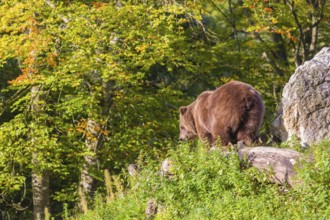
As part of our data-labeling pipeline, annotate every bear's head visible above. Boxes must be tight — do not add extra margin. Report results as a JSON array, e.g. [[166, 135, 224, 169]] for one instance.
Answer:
[[179, 105, 197, 141]]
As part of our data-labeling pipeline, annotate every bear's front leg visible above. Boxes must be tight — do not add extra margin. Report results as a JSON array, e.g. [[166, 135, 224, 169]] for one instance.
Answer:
[[195, 123, 214, 147]]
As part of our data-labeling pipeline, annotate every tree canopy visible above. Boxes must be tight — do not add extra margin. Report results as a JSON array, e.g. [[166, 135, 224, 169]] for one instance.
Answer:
[[0, 0, 329, 218]]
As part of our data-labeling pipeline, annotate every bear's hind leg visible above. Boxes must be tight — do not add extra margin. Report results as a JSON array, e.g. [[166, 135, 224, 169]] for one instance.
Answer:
[[236, 129, 256, 146], [236, 101, 264, 146], [216, 127, 235, 147]]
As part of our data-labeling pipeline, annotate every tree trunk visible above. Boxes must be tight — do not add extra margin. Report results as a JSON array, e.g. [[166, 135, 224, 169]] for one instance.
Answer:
[[31, 85, 50, 220], [228, 0, 240, 52], [79, 79, 114, 209], [31, 170, 50, 220], [271, 33, 289, 67], [309, 14, 318, 53], [79, 118, 100, 211]]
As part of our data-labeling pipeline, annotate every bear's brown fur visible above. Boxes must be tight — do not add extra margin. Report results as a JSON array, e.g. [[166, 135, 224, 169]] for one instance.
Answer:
[[179, 81, 265, 146]]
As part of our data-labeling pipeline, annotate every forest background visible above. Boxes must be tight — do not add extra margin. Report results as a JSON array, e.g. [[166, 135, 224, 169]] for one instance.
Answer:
[[0, 0, 329, 219]]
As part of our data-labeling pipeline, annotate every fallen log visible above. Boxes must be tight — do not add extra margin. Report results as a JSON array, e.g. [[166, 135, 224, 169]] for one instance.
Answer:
[[237, 142, 302, 186]]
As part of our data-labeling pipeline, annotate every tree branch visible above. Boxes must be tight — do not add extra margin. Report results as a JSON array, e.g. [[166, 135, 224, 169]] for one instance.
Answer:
[[286, 0, 306, 66], [228, 0, 241, 52], [0, 86, 31, 117], [207, 0, 235, 30]]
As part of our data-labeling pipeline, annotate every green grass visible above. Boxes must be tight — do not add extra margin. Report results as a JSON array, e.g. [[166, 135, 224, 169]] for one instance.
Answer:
[[71, 141, 330, 220]]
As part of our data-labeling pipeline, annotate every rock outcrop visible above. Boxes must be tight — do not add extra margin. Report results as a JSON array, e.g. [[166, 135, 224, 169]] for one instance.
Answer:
[[237, 143, 302, 186], [272, 47, 330, 146], [161, 158, 175, 179]]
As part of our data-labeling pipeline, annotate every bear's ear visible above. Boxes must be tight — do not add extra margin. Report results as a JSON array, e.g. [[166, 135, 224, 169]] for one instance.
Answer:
[[179, 106, 188, 115]]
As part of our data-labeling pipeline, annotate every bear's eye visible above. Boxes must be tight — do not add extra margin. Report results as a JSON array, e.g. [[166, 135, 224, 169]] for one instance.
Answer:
[[180, 126, 185, 130]]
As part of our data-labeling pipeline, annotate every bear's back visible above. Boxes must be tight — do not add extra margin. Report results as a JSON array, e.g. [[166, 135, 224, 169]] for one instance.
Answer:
[[208, 81, 257, 114], [207, 81, 264, 139]]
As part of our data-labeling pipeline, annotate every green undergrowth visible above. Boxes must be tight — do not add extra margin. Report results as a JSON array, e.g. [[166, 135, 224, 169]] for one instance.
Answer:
[[71, 141, 330, 220]]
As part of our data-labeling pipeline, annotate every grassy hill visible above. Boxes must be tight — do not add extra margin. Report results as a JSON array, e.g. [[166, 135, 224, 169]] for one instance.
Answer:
[[71, 141, 330, 220]]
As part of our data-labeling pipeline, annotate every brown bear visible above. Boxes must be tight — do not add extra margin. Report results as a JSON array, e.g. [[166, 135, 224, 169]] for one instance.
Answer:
[[179, 80, 265, 146]]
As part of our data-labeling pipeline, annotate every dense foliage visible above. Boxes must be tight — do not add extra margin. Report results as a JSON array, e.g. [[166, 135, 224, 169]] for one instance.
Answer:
[[0, 0, 329, 219], [73, 141, 330, 220]]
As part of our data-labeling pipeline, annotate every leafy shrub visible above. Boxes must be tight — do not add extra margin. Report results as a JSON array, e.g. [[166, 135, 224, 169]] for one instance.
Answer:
[[72, 141, 330, 219]]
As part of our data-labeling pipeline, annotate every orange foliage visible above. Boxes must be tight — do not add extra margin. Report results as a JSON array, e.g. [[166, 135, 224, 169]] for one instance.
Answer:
[[75, 118, 109, 138], [46, 52, 58, 67], [27, 15, 39, 35], [263, 7, 273, 13], [270, 29, 297, 42], [287, 32, 297, 42], [8, 71, 29, 85], [76, 118, 87, 134], [93, 2, 108, 9], [8, 54, 38, 85]]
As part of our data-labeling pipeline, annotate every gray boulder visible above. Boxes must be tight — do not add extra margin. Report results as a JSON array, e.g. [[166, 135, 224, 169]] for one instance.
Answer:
[[237, 143, 302, 186], [272, 47, 330, 146]]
